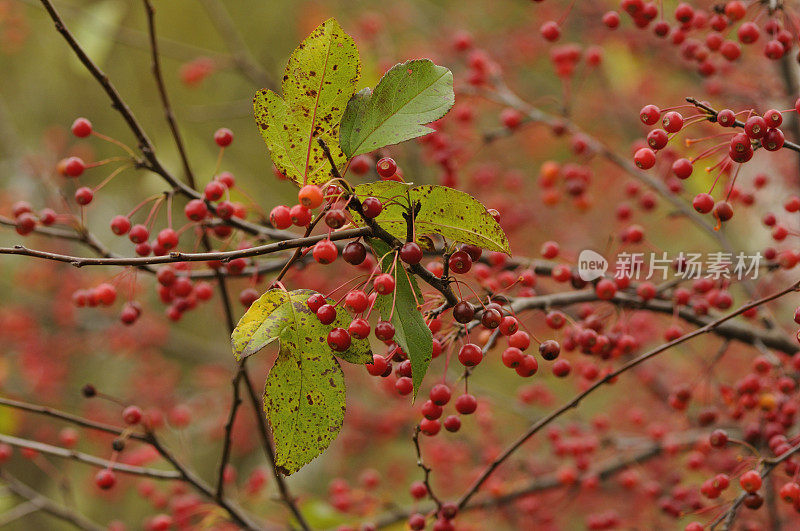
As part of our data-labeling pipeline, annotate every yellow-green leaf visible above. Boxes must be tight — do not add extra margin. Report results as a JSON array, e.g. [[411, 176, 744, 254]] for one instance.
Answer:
[[353, 181, 511, 254], [253, 18, 360, 186], [265, 341, 345, 475], [231, 289, 371, 364]]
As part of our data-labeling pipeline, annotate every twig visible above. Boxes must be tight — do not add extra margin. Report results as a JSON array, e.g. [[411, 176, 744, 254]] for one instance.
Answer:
[[455, 280, 800, 510], [242, 367, 311, 530], [0, 433, 180, 479], [0, 396, 147, 441], [142, 0, 195, 183], [1, 471, 105, 531], [0, 227, 371, 267], [143, 430, 262, 530], [215, 370, 243, 499], [196, 0, 273, 88], [413, 426, 442, 509]]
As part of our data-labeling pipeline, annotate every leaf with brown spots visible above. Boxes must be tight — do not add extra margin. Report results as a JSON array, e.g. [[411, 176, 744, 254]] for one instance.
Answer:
[[264, 338, 345, 475], [339, 59, 454, 158], [353, 181, 511, 254], [231, 288, 369, 474], [231, 289, 371, 364], [253, 18, 360, 186]]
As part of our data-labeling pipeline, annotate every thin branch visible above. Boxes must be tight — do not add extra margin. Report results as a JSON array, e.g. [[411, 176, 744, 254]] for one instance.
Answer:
[[0, 396, 147, 441], [35, 0, 289, 241], [196, 0, 273, 88], [215, 370, 243, 500], [413, 426, 442, 509], [0, 227, 371, 267], [687, 97, 800, 153], [374, 431, 704, 528], [1, 471, 105, 531], [0, 433, 180, 479], [241, 367, 311, 530], [142, 430, 262, 530], [142, 0, 195, 185], [455, 280, 800, 509]]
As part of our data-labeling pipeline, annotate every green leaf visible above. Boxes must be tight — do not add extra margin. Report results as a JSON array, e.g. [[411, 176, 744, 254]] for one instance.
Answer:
[[231, 289, 371, 364], [371, 240, 432, 398], [253, 18, 360, 186], [354, 181, 511, 254], [339, 60, 455, 158], [265, 341, 345, 475], [231, 288, 372, 474]]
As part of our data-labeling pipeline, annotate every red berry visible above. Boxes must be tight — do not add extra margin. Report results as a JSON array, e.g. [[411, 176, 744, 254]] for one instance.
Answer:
[[366, 354, 388, 376], [671, 158, 693, 179], [157, 228, 179, 250], [344, 290, 369, 313], [376, 157, 398, 178], [603, 11, 620, 29], [204, 181, 226, 201], [449, 250, 472, 274], [307, 293, 326, 313], [123, 405, 143, 425], [443, 415, 461, 432], [74, 187, 94, 206], [552, 359, 572, 377], [184, 199, 208, 221], [455, 394, 478, 414], [110, 215, 131, 235], [313, 240, 338, 264], [662, 112, 683, 133], [62, 156, 85, 177], [71, 117, 93, 137], [324, 209, 347, 229], [217, 171, 235, 188], [95, 469, 116, 490], [15, 213, 36, 236], [374, 321, 396, 341], [316, 304, 337, 325], [740, 470, 762, 493], [458, 343, 483, 367], [361, 197, 383, 219], [420, 418, 440, 436], [342, 242, 367, 265], [692, 193, 714, 214], [714, 201, 734, 222], [515, 355, 538, 377], [327, 328, 352, 352], [348, 318, 370, 339], [400, 242, 423, 265], [639, 105, 660, 125], [744, 116, 767, 139], [453, 301, 475, 323], [539, 340, 561, 360], [290, 204, 312, 226], [634, 148, 656, 169], [374, 274, 395, 295], [129, 224, 150, 244], [298, 184, 324, 209], [540, 21, 560, 41], [269, 205, 292, 229], [214, 127, 234, 147], [429, 384, 451, 406]]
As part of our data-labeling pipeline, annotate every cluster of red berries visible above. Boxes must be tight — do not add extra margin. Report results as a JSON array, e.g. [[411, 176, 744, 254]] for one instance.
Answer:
[[155, 264, 215, 322], [599, 0, 796, 78], [633, 100, 799, 226], [10, 200, 56, 236]]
